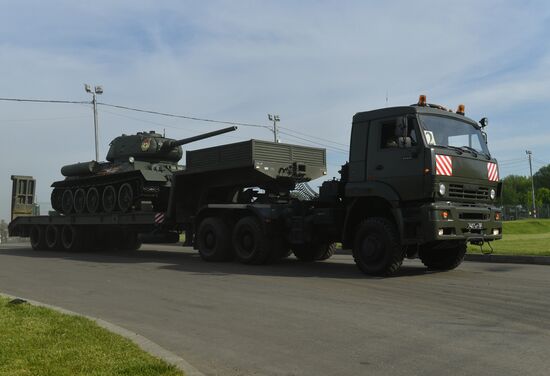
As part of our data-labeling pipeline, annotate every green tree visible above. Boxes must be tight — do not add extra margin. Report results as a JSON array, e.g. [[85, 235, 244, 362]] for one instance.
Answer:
[[534, 165, 550, 189], [501, 175, 531, 206]]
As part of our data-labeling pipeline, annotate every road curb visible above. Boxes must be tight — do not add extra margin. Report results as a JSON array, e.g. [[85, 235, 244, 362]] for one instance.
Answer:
[[465, 254, 550, 265], [0, 292, 205, 376]]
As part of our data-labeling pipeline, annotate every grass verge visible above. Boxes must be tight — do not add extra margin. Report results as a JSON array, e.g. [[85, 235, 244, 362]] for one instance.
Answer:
[[0, 296, 183, 376], [468, 219, 550, 256]]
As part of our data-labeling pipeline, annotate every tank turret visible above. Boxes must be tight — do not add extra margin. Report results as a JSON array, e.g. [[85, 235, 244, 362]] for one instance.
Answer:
[[51, 126, 237, 215]]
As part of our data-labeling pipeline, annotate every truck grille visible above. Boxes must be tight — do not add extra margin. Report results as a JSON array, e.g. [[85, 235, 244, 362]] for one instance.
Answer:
[[448, 184, 489, 200]]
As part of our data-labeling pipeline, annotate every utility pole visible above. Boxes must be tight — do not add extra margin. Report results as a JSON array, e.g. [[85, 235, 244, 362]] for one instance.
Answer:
[[268, 114, 280, 143], [526, 150, 537, 218], [84, 84, 103, 161]]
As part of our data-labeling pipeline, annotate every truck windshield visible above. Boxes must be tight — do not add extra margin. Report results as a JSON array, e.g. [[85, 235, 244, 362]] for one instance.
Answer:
[[418, 115, 489, 156]]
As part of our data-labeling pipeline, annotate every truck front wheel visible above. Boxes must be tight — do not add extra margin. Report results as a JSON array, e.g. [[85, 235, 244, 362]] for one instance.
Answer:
[[419, 241, 467, 271], [352, 217, 404, 276], [197, 217, 234, 262], [292, 242, 336, 261]]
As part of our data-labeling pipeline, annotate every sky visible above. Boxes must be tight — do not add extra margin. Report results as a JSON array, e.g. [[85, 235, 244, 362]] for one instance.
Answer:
[[1, 0, 550, 220]]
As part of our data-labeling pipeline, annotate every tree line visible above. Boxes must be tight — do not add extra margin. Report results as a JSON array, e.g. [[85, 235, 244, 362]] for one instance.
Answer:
[[501, 165, 550, 208]]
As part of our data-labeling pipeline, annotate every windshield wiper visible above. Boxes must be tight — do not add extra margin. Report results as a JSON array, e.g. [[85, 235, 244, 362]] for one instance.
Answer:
[[434, 145, 463, 155], [460, 145, 491, 159], [459, 146, 478, 157]]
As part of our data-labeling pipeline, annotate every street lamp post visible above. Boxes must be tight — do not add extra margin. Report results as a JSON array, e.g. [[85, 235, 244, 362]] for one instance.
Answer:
[[84, 84, 103, 161], [268, 114, 280, 143], [526, 150, 537, 218]]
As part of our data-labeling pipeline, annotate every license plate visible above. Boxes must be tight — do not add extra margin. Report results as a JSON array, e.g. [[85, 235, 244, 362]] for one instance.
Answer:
[[467, 222, 483, 230]]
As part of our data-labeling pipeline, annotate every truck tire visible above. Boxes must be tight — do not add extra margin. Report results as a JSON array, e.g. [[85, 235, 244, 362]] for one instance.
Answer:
[[30, 225, 47, 251], [352, 217, 404, 276], [232, 216, 272, 264], [292, 242, 336, 261], [45, 225, 62, 250], [419, 241, 467, 271], [197, 217, 234, 261], [61, 225, 88, 252]]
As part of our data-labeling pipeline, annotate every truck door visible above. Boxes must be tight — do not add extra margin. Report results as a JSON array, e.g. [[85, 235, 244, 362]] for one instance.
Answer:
[[366, 116, 425, 201]]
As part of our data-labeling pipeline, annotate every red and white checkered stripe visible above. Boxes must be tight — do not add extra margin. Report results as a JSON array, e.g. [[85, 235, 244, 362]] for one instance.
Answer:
[[435, 155, 453, 176], [487, 162, 499, 182], [155, 212, 165, 224]]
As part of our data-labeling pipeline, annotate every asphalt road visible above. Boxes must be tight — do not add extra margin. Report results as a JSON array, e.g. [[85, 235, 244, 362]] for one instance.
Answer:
[[1, 243, 549, 376]]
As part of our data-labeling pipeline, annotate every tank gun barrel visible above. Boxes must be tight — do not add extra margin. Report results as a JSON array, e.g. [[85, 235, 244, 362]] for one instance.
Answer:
[[165, 126, 237, 149]]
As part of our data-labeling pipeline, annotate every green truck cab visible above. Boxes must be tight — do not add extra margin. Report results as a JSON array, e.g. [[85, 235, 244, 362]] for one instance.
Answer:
[[341, 96, 502, 274]]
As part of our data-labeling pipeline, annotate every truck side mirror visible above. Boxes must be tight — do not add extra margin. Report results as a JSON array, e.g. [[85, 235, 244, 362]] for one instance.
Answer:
[[482, 131, 488, 144]]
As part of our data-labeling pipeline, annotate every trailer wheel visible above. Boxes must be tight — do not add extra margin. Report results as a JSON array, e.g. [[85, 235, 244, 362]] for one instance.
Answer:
[[117, 183, 133, 213], [45, 225, 62, 250], [61, 225, 87, 252], [352, 217, 404, 276], [117, 231, 142, 251], [419, 241, 467, 271], [292, 242, 336, 262], [197, 217, 234, 261], [86, 187, 100, 214], [61, 189, 74, 214], [74, 188, 87, 213], [30, 225, 47, 251], [232, 216, 273, 264], [102, 185, 116, 213]]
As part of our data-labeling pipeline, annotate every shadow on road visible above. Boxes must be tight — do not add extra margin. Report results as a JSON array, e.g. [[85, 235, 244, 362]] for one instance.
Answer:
[[0, 244, 437, 280]]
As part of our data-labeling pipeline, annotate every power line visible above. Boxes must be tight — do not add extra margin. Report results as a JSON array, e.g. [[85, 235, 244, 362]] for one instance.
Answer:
[[98, 102, 270, 130], [278, 125, 349, 148], [0, 97, 88, 105], [277, 129, 348, 154], [1, 95, 350, 153]]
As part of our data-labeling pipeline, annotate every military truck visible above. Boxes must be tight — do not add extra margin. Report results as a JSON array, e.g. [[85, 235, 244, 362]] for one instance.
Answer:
[[9, 95, 502, 276]]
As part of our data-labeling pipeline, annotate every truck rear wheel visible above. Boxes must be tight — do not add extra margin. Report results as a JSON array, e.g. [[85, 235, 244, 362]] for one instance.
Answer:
[[419, 241, 467, 271], [352, 217, 404, 276], [30, 225, 47, 251], [197, 217, 234, 261], [292, 242, 336, 261], [232, 216, 272, 264], [45, 225, 62, 250]]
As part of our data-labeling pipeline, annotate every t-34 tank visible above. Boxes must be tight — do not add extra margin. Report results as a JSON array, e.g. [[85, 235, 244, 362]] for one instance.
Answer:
[[50, 126, 237, 215]]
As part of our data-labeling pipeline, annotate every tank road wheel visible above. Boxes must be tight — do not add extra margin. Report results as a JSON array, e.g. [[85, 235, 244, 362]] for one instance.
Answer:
[[117, 183, 133, 213], [292, 242, 337, 262], [61, 189, 74, 214], [352, 217, 405, 276], [197, 217, 234, 262], [86, 187, 100, 214], [73, 188, 86, 214], [45, 225, 62, 250], [232, 216, 274, 264], [51, 189, 63, 212], [419, 241, 467, 271], [61, 225, 88, 252], [102, 185, 116, 213], [30, 225, 47, 251]]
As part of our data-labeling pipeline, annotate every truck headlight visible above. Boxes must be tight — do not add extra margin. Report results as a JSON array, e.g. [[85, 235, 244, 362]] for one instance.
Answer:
[[490, 189, 496, 200], [438, 183, 446, 196]]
